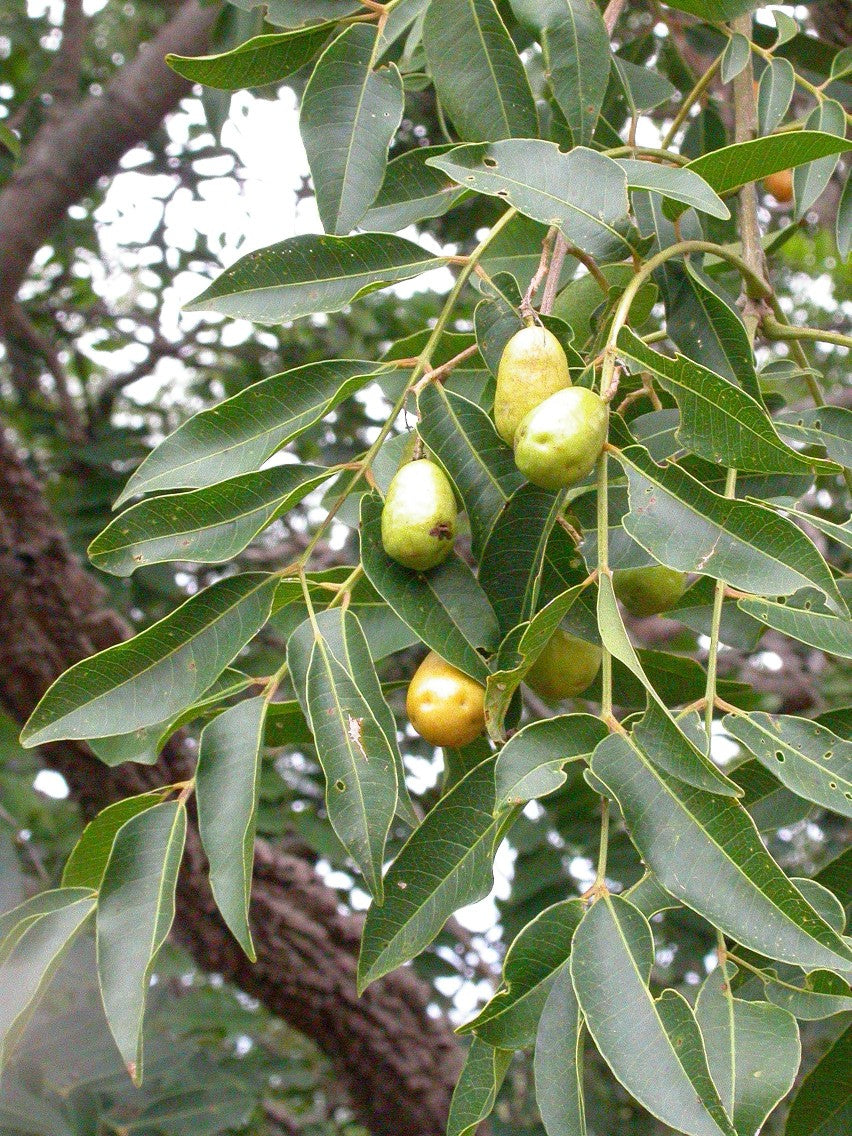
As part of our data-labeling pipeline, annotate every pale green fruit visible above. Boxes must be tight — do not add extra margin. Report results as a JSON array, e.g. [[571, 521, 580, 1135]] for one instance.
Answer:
[[526, 629, 602, 702], [613, 564, 688, 617], [381, 458, 457, 571], [494, 325, 571, 445], [514, 387, 608, 490]]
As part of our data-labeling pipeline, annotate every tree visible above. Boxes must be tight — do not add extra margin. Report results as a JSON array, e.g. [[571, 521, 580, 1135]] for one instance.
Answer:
[[0, 2, 850, 1136]]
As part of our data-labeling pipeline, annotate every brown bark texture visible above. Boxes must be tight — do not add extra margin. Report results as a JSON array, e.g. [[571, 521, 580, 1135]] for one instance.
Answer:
[[0, 3, 462, 1132]]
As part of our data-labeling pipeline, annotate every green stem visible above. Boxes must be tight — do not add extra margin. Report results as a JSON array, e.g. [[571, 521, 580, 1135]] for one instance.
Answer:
[[298, 208, 517, 565], [596, 452, 612, 722], [716, 927, 736, 1119], [594, 797, 610, 891], [600, 239, 771, 397], [661, 51, 723, 148], [704, 466, 737, 742], [762, 317, 852, 352], [603, 145, 690, 166]]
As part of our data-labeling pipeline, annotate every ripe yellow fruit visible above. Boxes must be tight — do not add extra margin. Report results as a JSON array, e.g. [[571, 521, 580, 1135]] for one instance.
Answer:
[[494, 326, 572, 445], [381, 458, 457, 571], [763, 168, 793, 204], [513, 387, 608, 490], [406, 651, 486, 748], [613, 564, 688, 617], [526, 629, 602, 702]]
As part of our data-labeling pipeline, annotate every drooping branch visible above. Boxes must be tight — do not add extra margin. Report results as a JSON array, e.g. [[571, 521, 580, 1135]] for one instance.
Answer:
[[0, 424, 463, 1136]]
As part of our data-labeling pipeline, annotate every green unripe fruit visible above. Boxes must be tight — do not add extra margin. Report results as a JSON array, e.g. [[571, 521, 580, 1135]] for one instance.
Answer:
[[494, 326, 572, 445], [526, 629, 602, 702], [513, 387, 608, 491], [381, 458, 457, 571], [613, 564, 688, 617]]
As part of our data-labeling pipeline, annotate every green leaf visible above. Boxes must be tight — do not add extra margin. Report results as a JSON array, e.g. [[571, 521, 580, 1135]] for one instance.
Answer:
[[62, 792, 170, 889], [616, 329, 834, 474], [662, 0, 756, 18], [447, 1038, 513, 1136], [598, 573, 739, 796], [301, 24, 403, 234], [165, 24, 331, 89], [795, 101, 846, 218], [721, 32, 750, 85], [686, 131, 852, 196], [571, 894, 736, 1136], [287, 609, 400, 901], [0, 122, 20, 158], [533, 0, 611, 147], [91, 465, 331, 575], [359, 494, 498, 683], [758, 59, 795, 135], [0, 886, 95, 948], [116, 359, 380, 503], [772, 9, 799, 46], [738, 593, 852, 659], [184, 232, 446, 324], [97, 801, 187, 1082], [196, 696, 267, 961], [428, 143, 636, 263], [86, 668, 254, 768], [485, 584, 590, 742], [416, 385, 523, 559], [479, 483, 578, 637], [495, 714, 606, 812], [724, 712, 852, 819], [360, 145, 468, 232], [617, 159, 729, 219], [422, 0, 538, 142], [785, 1024, 851, 1136], [776, 406, 852, 470], [838, 172, 851, 259], [695, 966, 800, 1136], [464, 899, 583, 1048], [590, 733, 852, 975], [623, 871, 680, 918], [765, 969, 852, 1021], [21, 574, 278, 747], [616, 444, 847, 616], [256, 0, 359, 25], [358, 758, 505, 990], [535, 960, 586, 1136], [613, 56, 677, 112], [0, 890, 96, 1071]]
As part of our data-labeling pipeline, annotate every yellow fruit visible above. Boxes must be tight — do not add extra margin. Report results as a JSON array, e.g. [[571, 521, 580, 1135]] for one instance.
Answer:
[[381, 458, 457, 571], [526, 629, 602, 702], [494, 326, 572, 445], [613, 565, 688, 617], [406, 651, 486, 748], [763, 169, 793, 204], [513, 387, 608, 490]]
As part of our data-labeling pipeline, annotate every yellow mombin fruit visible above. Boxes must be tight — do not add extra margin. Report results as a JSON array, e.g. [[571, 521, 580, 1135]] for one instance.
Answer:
[[513, 387, 608, 491], [406, 651, 486, 748], [494, 325, 572, 445], [763, 168, 793, 204], [613, 564, 688, 618], [526, 629, 602, 702], [381, 458, 457, 571]]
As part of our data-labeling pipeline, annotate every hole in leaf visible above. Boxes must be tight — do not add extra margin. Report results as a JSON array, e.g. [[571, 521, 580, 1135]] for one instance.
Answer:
[[496, 189, 509, 198], [824, 751, 833, 761], [483, 156, 497, 168], [335, 779, 345, 791], [775, 751, 785, 763], [829, 781, 837, 790]]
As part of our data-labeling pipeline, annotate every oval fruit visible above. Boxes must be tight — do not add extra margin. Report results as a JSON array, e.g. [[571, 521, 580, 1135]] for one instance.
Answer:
[[513, 387, 608, 490], [406, 651, 486, 748], [494, 325, 572, 445], [526, 629, 602, 702], [763, 169, 793, 204], [613, 564, 688, 617], [381, 458, 457, 571]]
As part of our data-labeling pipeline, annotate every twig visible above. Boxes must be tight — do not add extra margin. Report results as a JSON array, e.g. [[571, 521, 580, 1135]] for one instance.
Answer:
[[521, 228, 556, 320], [540, 234, 568, 316], [412, 342, 480, 394]]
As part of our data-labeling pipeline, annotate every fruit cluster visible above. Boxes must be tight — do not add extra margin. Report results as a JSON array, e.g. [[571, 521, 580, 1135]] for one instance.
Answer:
[[379, 325, 686, 748]]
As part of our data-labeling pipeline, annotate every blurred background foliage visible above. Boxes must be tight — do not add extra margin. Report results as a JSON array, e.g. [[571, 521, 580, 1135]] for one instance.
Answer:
[[0, 1, 849, 1133]]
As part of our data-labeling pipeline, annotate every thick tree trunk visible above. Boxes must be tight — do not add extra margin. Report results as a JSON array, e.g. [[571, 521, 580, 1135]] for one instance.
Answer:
[[0, 426, 462, 1135]]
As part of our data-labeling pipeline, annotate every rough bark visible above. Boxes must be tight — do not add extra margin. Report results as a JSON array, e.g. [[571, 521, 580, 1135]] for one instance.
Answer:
[[0, 426, 462, 1134]]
